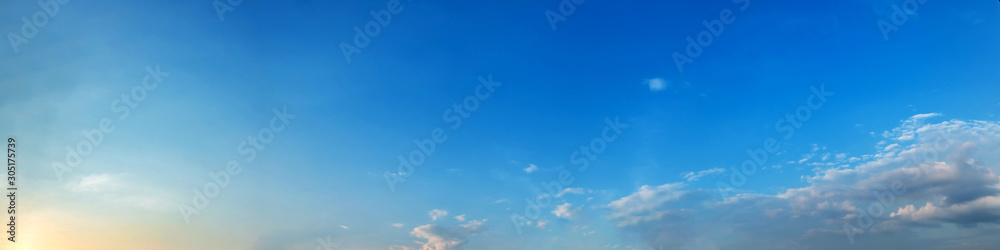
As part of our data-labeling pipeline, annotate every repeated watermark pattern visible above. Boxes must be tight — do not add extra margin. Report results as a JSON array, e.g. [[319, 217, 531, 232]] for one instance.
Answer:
[[544, 0, 587, 31], [510, 117, 628, 234], [6, 0, 71, 53], [672, 0, 750, 73], [877, 0, 929, 41], [213, 0, 245, 22], [843, 130, 952, 244], [315, 235, 340, 250], [341, 0, 412, 63], [384, 75, 501, 192], [2, 0, 985, 248], [178, 107, 295, 224], [715, 85, 833, 199], [51, 65, 170, 182]]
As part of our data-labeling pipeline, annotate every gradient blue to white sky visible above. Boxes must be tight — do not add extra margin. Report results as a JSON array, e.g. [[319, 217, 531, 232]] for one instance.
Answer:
[[2, 0, 999, 249]]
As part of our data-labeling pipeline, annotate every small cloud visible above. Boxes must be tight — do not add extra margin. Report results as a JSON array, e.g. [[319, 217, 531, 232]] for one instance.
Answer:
[[493, 199, 508, 204], [536, 220, 549, 229], [71, 173, 115, 193], [909, 113, 942, 120], [411, 219, 487, 250], [553, 203, 578, 219], [340, 225, 349, 230], [429, 209, 449, 221], [682, 168, 725, 182], [557, 187, 589, 197], [455, 214, 466, 222], [523, 164, 539, 173], [798, 153, 816, 164], [646, 78, 667, 92], [392, 223, 405, 228], [835, 153, 847, 160]]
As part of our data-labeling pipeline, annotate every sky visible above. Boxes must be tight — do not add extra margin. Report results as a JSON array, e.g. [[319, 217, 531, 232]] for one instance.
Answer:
[[1, 0, 999, 249]]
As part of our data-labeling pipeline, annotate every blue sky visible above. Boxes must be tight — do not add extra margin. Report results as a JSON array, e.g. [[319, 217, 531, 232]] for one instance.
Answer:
[[1, 0, 999, 249]]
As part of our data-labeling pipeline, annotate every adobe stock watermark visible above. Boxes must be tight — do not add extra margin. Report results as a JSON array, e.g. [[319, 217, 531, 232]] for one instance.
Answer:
[[672, 0, 750, 73], [212, 0, 244, 22], [843, 131, 952, 244], [383, 75, 501, 192], [715, 85, 833, 199], [6, 0, 71, 54], [510, 117, 628, 234], [544, 0, 586, 31], [178, 107, 295, 224], [314, 235, 340, 250], [340, 0, 412, 63], [51, 65, 170, 182], [876, 0, 928, 41]]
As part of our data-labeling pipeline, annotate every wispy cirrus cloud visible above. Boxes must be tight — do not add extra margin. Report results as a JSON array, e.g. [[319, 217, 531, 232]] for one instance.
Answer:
[[682, 168, 725, 182]]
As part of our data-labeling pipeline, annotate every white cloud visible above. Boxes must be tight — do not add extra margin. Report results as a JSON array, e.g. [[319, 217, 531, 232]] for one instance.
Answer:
[[909, 113, 942, 120], [682, 168, 725, 182], [889, 113, 943, 141], [798, 153, 816, 164], [71, 173, 115, 192], [455, 214, 466, 222], [890, 196, 1000, 226], [493, 199, 508, 204], [646, 78, 667, 92], [392, 223, 405, 228], [557, 187, 589, 197], [536, 220, 549, 229], [523, 164, 539, 173], [429, 209, 448, 221], [553, 203, 578, 219], [835, 153, 847, 160], [410, 219, 486, 250], [607, 117, 1000, 248], [607, 183, 697, 221], [339, 225, 349, 230]]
